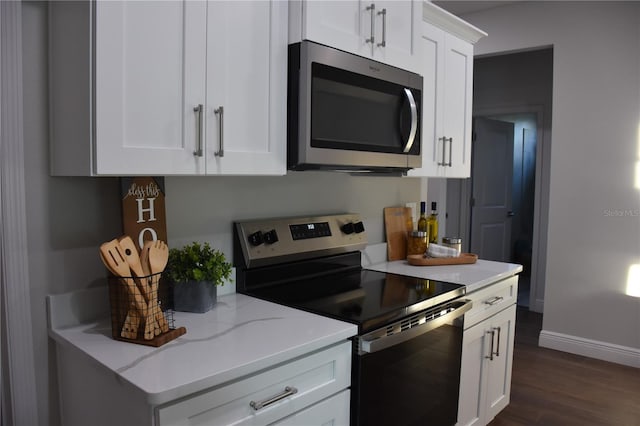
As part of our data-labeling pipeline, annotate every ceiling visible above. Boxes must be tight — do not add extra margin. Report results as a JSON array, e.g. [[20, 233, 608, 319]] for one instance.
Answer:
[[432, 1, 518, 17]]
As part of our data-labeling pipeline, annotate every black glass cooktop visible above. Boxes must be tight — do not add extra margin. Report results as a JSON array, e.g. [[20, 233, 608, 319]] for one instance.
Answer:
[[241, 268, 465, 333]]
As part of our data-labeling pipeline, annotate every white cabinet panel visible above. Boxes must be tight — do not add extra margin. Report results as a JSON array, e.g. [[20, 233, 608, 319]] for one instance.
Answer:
[[94, 1, 206, 175], [157, 342, 351, 426], [293, 0, 421, 72], [408, 3, 485, 178], [272, 390, 350, 426], [49, 1, 286, 176], [457, 278, 517, 426]]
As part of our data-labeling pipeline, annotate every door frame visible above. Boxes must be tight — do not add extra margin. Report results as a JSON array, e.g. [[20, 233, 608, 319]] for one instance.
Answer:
[[456, 104, 548, 313]]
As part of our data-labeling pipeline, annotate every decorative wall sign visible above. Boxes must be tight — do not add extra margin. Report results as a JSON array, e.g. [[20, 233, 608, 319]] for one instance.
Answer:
[[121, 177, 167, 250]]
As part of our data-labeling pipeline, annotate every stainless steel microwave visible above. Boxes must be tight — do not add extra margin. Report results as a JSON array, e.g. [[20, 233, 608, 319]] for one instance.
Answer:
[[288, 41, 423, 173]]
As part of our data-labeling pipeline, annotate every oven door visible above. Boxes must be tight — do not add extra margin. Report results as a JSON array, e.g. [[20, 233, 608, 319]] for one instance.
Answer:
[[352, 298, 472, 426]]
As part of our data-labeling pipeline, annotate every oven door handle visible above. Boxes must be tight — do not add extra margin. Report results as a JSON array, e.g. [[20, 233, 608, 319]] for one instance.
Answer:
[[359, 299, 472, 354]]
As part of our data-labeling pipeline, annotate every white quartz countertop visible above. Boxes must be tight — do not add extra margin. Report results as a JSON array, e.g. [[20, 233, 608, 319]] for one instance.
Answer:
[[48, 292, 357, 406], [365, 259, 523, 293]]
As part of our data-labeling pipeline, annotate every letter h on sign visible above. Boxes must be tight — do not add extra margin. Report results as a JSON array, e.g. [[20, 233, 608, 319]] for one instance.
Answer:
[[121, 177, 168, 250]]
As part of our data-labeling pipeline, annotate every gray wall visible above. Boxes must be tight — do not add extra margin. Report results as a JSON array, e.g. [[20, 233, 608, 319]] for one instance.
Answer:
[[461, 2, 640, 353], [21, 2, 424, 424]]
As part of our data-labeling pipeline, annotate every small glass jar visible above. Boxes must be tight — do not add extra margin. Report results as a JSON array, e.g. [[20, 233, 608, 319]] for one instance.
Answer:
[[407, 231, 429, 256], [442, 237, 462, 256]]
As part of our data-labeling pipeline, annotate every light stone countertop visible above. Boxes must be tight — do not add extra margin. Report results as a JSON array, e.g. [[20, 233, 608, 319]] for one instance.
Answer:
[[365, 259, 523, 293], [362, 243, 523, 293], [47, 291, 357, 406]]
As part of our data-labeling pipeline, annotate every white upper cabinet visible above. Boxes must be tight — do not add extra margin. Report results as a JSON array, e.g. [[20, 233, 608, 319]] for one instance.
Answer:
[[408, 2, 486, 178], [290, 0, 422, 72], [93, 1, 207, 175], [49, 1, 287, 176], [205, 1, 287, 175]]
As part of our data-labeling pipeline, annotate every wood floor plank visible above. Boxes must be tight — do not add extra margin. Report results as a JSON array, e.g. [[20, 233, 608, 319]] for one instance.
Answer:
[[488, 307, 640, 426]]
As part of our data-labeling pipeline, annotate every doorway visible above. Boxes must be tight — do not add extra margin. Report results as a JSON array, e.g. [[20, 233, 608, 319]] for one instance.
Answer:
[[446, 48, 553, 312]]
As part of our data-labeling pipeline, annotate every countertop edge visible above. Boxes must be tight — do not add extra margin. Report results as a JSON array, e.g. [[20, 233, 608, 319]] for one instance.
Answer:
[[48, 293, 357, 406]]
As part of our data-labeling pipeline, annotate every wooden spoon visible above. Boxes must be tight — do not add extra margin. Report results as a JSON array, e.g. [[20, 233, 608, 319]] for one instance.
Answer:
[[99, 251, 138, 339]]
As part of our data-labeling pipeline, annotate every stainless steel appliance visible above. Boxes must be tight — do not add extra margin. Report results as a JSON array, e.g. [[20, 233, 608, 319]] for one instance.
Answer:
[[288, 41, 423, 174], [234, 213, 471, 425]]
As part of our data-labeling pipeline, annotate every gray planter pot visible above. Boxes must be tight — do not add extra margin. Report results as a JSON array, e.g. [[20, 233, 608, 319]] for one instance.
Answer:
[[172, 281, 217, 313]]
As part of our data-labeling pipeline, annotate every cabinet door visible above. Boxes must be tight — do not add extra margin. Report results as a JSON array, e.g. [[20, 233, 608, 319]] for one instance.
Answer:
[[271, 390, 350, 426], [205, 1, 287, 175], [457, 319, 489, 426], [441, 34, 474, 177], [485, 304, 516, 421], [372, 1, 420, 72], [303, 1, 371, 60], [95, 1, 206, 175], [407, 22, 446, 177]]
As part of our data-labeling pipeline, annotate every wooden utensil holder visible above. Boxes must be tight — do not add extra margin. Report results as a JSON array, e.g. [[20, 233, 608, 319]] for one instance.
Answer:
[[108, 273, 186, 347]]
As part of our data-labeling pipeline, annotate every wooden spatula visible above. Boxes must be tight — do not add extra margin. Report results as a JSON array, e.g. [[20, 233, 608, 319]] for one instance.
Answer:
[[99, 251, 139, 339], [118, 236, 156, 340], [99, 239, 151, 339]]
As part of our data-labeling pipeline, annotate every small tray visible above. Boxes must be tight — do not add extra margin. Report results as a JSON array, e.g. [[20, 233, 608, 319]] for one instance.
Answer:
[[407, 253, 478, 266]]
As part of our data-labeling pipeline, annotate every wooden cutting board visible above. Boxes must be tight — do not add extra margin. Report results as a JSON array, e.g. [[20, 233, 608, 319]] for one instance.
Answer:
[[384, 207, 413, 261]]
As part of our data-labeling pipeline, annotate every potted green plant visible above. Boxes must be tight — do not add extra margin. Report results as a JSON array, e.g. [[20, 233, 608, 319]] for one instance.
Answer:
[[166, 242, 232, 313]]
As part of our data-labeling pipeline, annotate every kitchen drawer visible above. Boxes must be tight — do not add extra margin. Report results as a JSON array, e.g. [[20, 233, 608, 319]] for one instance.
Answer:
[[156, 341, 351, 426], [271, 390, 350, 426], [463, 276, 518, 329]]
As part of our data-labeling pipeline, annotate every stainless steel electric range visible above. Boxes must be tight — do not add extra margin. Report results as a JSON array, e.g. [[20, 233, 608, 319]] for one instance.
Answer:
[[233, 213, 471, 426]]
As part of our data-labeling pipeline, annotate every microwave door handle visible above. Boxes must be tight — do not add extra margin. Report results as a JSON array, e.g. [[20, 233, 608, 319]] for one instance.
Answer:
[[402, 88, 418, 153], [359, 299, 472, 354]]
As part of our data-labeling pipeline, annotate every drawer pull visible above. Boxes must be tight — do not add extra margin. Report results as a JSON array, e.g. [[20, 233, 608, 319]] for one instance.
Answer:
[[483, 296, 504, 306], [250, 386, 298, 411]]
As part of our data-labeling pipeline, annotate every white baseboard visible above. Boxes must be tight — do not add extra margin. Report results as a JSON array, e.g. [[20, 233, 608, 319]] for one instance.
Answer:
[[539, 330, 640, 368]]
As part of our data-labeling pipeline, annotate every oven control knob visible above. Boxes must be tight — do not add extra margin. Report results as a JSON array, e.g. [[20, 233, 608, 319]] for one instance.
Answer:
[[248, 231, 264, 246], [353, 221, 365, 233], [264, 229, 279, 244], [341, 223, 355, 234]]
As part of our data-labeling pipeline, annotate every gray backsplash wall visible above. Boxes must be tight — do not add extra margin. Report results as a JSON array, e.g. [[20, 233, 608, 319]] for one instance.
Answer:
[[166, 173, 422, 257]]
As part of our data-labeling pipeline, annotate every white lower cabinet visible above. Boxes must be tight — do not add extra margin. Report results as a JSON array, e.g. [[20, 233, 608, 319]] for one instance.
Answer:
[[457, 277, 518, 426], [271, 390, 350, 426], [156, 342, 351, 426]]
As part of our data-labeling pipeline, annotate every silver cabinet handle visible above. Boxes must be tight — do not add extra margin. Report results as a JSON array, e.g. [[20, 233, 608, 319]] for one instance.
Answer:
[[249, 386, 298, 411], [366, 4, 375, 44], [438, 136, 447, 165], [485, 329, 496, 360], [193, 104, 203, 157], [447, 137, 453, 166], [401, 88, 417, 153], [494, 326, 501, 357], [483, 296, 504, 306], [377, 8, 387, 47], [214, 106, 224, 157]]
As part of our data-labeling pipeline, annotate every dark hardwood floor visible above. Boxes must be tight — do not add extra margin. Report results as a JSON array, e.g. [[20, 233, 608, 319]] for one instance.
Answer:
[[488, 308, 640, 426]]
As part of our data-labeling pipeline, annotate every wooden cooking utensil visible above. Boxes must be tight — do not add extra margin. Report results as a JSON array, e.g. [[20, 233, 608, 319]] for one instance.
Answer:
[[99, 239, 152, 339], [144, 240, 170, 333], [118, 236, 157, 339], [384, 207, 413, 261], [99, 251, 138, 339], [139, 241, 161, 335]]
